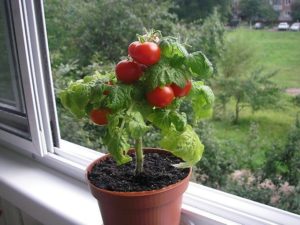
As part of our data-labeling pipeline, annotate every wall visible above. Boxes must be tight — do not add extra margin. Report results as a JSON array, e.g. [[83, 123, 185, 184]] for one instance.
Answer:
[[0, 198, 43, 225]]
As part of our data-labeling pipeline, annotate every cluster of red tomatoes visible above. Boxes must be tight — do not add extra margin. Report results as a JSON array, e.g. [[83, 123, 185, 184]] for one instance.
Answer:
[[90, 40, 192, 126], [116, 40, 192, 107]]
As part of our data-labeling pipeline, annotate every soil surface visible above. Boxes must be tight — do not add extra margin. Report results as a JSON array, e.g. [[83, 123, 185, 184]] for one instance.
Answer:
[[88, 152, 190, 192]]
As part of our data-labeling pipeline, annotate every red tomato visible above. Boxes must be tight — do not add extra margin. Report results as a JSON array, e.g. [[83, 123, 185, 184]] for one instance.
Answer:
[[170, 80, 192, 97], [129, 41, 160, 66], [146, 86, 175, 108], [115, 60, 143, 84], [128, 41, 140, 58], [90, 108, 111, 125]]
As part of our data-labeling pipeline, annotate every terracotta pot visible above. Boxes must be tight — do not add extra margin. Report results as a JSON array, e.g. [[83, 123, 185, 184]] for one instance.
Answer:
[[86, 148, 191, 225]]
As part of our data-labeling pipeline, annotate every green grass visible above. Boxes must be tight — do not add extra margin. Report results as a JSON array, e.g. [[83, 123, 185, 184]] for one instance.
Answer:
[[213, 96, 297, 144], [212, 28, 300, 168], [226, 28, 300, 88]]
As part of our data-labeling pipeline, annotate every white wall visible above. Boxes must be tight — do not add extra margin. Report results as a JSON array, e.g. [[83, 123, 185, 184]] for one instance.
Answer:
[[0, 198, 43, 225]]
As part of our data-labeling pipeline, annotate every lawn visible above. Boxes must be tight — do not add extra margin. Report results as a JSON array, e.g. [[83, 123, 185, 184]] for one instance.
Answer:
[[212, 28, 300, 167], [226, 28, 300, 89]]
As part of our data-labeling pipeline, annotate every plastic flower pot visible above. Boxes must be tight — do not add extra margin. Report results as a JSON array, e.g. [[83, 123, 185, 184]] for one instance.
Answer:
[[86, 148, 191, 225]]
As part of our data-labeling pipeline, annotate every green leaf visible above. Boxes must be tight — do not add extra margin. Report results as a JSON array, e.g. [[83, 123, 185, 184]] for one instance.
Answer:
[[106, 84, 133, 110], [160, 125, 204, 167], [127, 109, 149, 139], [59, 80, 91, 118], [189, 81, 215, 121], [144, 58, 188, 89], [185, 51, 213, 79], [59, 72, 115, 118], [103, 130, 132, 165], [169, 111, 187, 132], [147, 109, 187, 132], [104, 112, 132, 165], [159, 37, 188, 59]]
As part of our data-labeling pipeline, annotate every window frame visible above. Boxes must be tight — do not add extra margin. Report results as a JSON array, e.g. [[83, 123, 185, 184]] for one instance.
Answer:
[[0, 0, 60, 156]]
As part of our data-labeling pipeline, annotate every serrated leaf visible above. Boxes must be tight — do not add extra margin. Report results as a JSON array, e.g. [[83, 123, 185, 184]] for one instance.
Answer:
[[59, 80, 91, 118], [103, 130, 132, 165], [127, 109, 149, 139], [169, 111, 187, 132], [185, 51, 213, 79], [104, 112, 132, 165], [189, 81, 215, 121], [147, 109, 187, 132], [106, 84, 133, 110], [160, 125, 204, 167], [59, 72, 115, 118], [144, 58, 188, 89], [159, 37, 188, 58]]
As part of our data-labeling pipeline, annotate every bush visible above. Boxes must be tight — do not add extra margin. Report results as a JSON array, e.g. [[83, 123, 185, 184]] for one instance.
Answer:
[[225, 170, 300, 214], [194, 121, 236, 188], [263, 118, 300, 186], [293, 94, 300, 108]]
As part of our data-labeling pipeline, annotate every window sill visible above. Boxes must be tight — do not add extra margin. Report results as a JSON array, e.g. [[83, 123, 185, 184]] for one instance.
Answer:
[[0, 145, 300, 225]]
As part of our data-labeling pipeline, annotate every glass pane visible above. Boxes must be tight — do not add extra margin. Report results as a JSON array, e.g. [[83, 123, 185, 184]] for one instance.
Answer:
[[0, 0, 30, 139], [44, 0, 300, 215], [0, 0, 25, 113]]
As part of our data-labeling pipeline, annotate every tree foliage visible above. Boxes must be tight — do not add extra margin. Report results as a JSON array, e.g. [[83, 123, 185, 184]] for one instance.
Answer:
[[291, 0, 300, 21], [172, 0, 231, 22], [174, 9, 225, 73], [214, 35, 281, 123], [45, 0, 177, 65], [239, 0, 277, 24]]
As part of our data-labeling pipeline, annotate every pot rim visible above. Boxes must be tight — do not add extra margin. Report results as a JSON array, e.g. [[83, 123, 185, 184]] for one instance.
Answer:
[[86, 147, 192, 197]]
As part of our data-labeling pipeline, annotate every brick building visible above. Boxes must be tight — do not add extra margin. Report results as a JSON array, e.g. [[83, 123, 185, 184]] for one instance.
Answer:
[[232, 0, 295, 22], [272, 0, 293, 21]]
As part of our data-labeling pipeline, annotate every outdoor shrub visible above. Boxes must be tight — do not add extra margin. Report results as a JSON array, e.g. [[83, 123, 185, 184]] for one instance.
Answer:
[[195, 121, 235, 188]]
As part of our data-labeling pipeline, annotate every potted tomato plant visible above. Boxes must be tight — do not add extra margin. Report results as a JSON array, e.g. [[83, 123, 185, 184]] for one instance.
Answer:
[[59, 30, 214, 225]]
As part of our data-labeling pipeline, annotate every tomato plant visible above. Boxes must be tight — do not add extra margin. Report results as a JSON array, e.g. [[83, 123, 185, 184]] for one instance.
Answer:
[[115, 60, 143, 84], [90, 108, 111, 125], [60, 30, 214, 174], [146, 86, 175, 108], [129, 41, 160, 66], [103, 81, 113, 95], [170, 80, 192, 97]]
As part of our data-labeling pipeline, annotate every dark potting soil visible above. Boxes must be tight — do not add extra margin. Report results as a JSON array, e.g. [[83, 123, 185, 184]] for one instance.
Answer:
[[88, 152, 190, 192]]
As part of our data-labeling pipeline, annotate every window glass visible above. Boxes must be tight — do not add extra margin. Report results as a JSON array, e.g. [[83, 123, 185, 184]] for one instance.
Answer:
[[0, 0, 30, 139], [44, 0, 300, 215]]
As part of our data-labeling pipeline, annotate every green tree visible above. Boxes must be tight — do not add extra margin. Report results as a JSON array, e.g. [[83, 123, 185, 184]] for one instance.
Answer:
[[175, 9, 225, 73], [44, 0, 87, 66], [45, 0, 177, 65], [291, 0, 300, 21], [239, 0, 277, 25], [172, 0, 231, 22], [214, 36, 281, 123], [192, 9, 225, 68]]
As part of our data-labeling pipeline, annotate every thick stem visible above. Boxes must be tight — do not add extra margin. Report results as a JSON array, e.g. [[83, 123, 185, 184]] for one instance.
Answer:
[[135, 138, 144, 175]]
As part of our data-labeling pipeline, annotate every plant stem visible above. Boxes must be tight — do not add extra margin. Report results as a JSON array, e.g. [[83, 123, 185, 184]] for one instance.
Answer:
[[135, 137, 144, 175]]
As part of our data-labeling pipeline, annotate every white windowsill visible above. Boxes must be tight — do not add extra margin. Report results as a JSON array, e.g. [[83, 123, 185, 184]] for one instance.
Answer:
[[0, 145, 300, 225]]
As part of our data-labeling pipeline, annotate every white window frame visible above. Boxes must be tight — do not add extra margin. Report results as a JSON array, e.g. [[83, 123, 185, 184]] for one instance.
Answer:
[[0, 0, 52, 156], [0, 1, 300, 225]]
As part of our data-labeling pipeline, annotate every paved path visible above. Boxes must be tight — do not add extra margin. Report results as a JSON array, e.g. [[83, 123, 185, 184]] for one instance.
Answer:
[[286, 88, 300, 96]]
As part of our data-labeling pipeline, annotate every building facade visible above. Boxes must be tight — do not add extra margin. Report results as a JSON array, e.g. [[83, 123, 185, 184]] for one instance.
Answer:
[[232, 0, 295, 22], [272, 0, 293, 21]]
